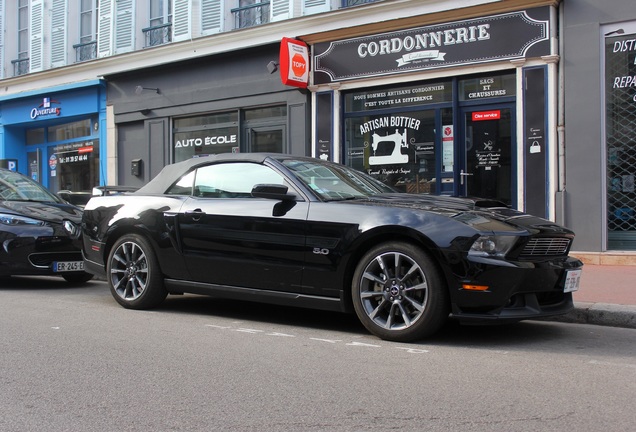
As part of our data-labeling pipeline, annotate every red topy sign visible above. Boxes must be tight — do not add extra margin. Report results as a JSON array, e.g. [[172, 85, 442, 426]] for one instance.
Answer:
[[279, 37, 309, 88]]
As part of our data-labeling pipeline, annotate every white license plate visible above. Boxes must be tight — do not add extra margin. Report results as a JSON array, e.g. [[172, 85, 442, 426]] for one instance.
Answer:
[[563, 269, 582, 293], [53, 261, 84, 272]]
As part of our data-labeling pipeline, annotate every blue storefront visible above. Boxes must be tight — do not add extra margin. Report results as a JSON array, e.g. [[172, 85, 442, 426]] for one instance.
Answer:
[[0, 80, 107, 195]]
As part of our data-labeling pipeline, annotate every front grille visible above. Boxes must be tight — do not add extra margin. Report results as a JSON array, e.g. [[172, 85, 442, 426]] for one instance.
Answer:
[[29, 251, 83, 268], [521, 238, 571, 257]]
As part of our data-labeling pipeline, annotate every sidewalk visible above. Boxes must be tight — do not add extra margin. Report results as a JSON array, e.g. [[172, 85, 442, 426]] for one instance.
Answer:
[[546, 264, 636, 329]]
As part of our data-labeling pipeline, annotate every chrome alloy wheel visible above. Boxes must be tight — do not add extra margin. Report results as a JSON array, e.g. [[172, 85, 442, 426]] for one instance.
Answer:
[[358, 251, 429, 331], [110, 240, 149, 301]]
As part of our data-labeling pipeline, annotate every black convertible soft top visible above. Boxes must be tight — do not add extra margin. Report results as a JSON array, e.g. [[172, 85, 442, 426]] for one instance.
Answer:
[[134, 153, 289, 195]]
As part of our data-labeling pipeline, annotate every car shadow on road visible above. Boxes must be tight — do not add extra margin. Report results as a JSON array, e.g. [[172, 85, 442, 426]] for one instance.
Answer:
[[0, 275, 100, 290], [157, 293, 572, 348]]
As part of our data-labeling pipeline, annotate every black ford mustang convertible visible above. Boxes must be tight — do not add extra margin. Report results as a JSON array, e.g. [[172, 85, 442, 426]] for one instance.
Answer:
[[81, 153, 582, 341]]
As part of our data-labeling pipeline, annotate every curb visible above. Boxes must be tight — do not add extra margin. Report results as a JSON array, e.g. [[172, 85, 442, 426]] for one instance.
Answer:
[[545, 302, 636, 329]]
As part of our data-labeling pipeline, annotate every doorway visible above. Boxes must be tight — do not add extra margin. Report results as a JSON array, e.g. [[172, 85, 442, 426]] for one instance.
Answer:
[[459, 104, 516, 206]]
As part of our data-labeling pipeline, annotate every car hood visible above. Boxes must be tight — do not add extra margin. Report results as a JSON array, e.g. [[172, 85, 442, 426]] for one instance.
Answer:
[[356, 194, 574, 235], [0, 200, 83, 223]]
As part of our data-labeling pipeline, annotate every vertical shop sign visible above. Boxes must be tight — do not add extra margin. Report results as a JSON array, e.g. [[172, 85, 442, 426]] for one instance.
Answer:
[[315, 92, 333, 160], [524, 67, 547, 217]]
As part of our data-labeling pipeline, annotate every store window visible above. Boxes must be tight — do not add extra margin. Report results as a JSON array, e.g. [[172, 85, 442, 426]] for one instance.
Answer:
[[343, 81, 452, 193], [605, 30, 636, 250], [173, 106, 287, 162], [25, 118, 99, 194], [173, 111, 239, 162]]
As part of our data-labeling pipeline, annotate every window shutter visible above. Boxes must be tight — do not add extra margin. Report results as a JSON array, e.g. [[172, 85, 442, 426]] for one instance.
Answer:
[[173, 0, 192, 42], [51, 0, 67, 67], [97, 0, 113, 58], [29, 0, 44, 72], [271, 0, 293, 22], [114, 0, 135, 54], [302, 0, 330, 16], [201, 0, 223, 35]]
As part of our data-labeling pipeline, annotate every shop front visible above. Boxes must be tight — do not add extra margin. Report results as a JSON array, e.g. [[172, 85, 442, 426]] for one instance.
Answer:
[[105, 44, 310, 188], [0, 82, 107, 198], [309, 6, 557, 215]]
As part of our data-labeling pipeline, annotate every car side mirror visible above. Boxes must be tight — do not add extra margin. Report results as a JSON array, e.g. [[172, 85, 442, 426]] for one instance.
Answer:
[[251, 184, 295, 201]]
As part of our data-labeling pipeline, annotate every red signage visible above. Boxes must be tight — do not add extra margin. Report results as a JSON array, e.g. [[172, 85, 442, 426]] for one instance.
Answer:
[[472, 110, 501, 121], [279, 37, 309, 88]]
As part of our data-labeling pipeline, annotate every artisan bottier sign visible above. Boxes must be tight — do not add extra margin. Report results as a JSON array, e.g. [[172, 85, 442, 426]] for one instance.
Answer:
[[313, 7, 551, 84]]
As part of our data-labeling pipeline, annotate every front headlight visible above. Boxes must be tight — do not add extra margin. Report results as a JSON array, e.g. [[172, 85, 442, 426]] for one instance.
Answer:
[[469, 235, 518, 258], [0, 213, 46, 226], [63, 220, 80, 237]]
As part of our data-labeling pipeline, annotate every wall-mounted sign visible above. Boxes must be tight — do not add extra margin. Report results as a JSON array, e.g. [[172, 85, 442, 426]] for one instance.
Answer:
[[279, 37, 309, 88], [313, 7, 550, 84], [345, 81, 452, 111], [0, 159, 18, 171], [472, 110, 501, 121], [30, 97, 62, 119]]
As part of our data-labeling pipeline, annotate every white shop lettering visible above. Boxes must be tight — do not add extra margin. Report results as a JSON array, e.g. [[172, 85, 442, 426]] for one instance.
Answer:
[[358, 24, 490, 58], [175, 135, 238, 148]]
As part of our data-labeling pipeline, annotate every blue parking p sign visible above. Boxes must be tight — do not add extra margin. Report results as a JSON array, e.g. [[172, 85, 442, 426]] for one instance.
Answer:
[[0, 159, 18, 171]]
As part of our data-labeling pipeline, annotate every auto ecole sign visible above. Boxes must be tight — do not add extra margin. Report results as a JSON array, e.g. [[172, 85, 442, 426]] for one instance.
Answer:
[[279, 37, 309, 88]]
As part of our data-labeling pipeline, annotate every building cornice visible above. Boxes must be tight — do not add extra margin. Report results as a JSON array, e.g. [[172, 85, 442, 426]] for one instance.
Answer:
[[0, 0, 559, 97]]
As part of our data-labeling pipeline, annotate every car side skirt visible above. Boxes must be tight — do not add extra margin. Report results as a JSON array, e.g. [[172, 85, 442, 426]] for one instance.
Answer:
[[164, 279, 347, 313]]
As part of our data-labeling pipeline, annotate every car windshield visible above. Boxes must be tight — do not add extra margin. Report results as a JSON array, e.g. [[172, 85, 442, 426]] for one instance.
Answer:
[[0, 170, 62, 203], [281, 159, 395, 201]]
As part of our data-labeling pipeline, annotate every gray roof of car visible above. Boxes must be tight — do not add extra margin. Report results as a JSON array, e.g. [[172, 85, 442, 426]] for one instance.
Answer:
[[135, 153, 293, 195]]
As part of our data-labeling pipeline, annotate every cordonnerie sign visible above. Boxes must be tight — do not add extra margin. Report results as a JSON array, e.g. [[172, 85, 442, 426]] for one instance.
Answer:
[[313, 7, 551, 83]]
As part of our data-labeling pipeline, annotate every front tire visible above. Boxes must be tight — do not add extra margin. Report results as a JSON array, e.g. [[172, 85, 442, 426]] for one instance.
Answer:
[[352, 242, 449, 342], [107, 234, 167, 309]]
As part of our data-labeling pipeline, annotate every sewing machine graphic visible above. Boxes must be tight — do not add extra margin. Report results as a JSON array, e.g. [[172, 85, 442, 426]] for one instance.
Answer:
[[369, 129, 409, 165]]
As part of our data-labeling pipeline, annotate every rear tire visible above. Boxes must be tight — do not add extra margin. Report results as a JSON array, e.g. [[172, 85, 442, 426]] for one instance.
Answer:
[[107, 234, 167, 309], [352, 242, 449, 342]]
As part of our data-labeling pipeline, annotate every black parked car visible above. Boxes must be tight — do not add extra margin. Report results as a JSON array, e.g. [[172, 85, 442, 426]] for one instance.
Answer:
[[0, 168, 93, 283], [81, 154, 582, 341]]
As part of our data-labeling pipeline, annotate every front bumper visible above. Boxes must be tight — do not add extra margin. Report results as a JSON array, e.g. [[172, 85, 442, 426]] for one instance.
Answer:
[[448, 256, 583, 323]]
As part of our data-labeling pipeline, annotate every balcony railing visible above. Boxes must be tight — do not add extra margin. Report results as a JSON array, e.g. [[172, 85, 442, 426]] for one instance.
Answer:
[[73, 41, 97, 63], [231, 2, 270, 30], [11, 58, 30, 76], [142, 22, 172, 48], [342, 0, 382, 7]]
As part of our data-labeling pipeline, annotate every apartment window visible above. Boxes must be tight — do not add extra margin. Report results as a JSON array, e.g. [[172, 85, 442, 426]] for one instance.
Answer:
[[150, 0, 172, 27], [13, 0, 30, 75], [144, 0, 172, 46], [75, 0, 98, 62], [342, 0, 382, 7], [18, 0, 28, 58], [232, 0, 270, 29]]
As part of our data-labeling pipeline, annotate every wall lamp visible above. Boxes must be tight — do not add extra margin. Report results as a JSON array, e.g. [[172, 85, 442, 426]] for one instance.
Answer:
[[135, 85, 161, 95], [605, 28, 625, 36], [266, 61, 279, 74]]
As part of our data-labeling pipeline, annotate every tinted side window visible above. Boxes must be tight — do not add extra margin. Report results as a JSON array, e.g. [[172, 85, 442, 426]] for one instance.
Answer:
[[193, 162, 285, 199]]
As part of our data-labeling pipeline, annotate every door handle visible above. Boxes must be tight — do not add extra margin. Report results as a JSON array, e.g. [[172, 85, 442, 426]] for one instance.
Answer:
[[185, 208, 205, 221], [459, 170, 473, 186]]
